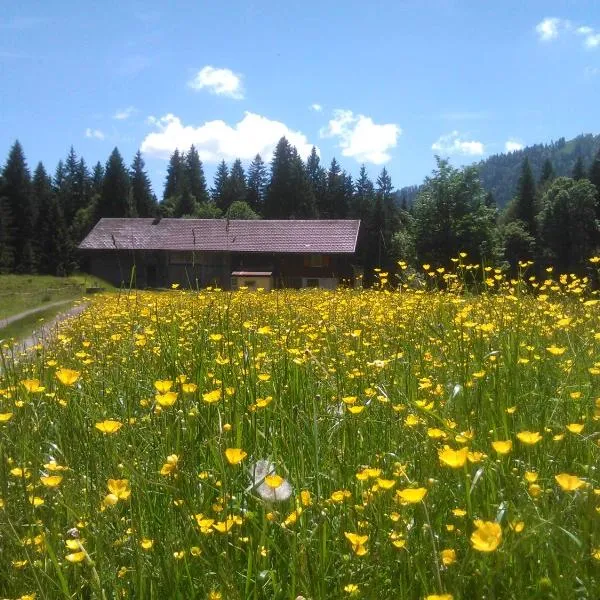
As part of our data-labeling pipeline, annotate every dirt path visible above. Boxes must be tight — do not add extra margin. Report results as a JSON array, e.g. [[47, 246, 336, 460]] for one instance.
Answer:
[[11, 302, 89, 353], [0, 299, 74, 329]]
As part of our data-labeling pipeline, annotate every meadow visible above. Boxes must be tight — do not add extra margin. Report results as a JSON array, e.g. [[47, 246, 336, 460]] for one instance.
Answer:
[[0, 259, 599, 600]]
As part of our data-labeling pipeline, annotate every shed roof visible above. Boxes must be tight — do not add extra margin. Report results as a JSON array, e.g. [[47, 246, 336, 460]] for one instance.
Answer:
[[78, 218, 360, 254]]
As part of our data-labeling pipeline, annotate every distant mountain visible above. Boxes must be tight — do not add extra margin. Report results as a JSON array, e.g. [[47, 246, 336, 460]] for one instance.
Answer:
[[395, 133, 600, 209], [477, 133, 600, 208]]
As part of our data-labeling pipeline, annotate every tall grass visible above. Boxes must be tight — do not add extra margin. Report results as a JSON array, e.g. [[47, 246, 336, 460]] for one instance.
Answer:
[[0, 260, 599, 599]]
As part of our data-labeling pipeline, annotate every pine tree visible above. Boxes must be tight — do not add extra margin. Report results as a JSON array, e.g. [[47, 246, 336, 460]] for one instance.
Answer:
[[227, 159, 247, 209], [163, 149, 186, 202], [62, 146, 79, 222], [130, 151, 156, 217], [572, 156, 586, 181], [1, 141, 35, 272], [33, 162, 70, 275], [246, 154, 267, 213], [539, 159, 555, 185], [185, 145, 209, 205], [0, 188, 14, 273], [96, 148, 131, 219], [91, 161, 104, 196], [511, 158, 537, 236], [306, 146, 327, 216], [212, 160, 230, 213], [288, 149, 317, 218], [325, 158, 347, 218], [264, 138, 294, 218]]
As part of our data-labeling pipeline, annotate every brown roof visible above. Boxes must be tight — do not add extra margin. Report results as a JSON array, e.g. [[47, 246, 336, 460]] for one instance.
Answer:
[[78, 218, 360, 254]]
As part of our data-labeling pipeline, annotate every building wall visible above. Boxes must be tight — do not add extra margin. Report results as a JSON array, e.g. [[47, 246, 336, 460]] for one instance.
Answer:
[[83, 250, 356, 289]]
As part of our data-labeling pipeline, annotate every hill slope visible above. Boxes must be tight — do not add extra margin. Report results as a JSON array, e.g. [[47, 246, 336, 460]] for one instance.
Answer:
[[396, 133, 600, 208], [476, 133, 600, 207]]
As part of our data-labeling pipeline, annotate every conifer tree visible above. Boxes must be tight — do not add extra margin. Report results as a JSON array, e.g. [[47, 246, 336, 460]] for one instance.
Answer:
[[1, 141, 35, 272], [91, 161, 104, 196], [0, 185, 14, 273], [33, 162, 70, 275], [97, 147, 131, 219], [185, 145, 209, 206], [306, 147, 327, 215], [163, 149, 186, 202], [511, 158, 537, 236], [212, 160, 231, 213], [588, 147, 600, 219], [227, 159, 247, 208], [264, 138, 294, 218], [246, 154, 267, 213], [130, 151, 156, 217], [539, 159, 555, 185], [325, 158, 347, 218], [288, 149, 317, 218], [572, 156, 586, 181]]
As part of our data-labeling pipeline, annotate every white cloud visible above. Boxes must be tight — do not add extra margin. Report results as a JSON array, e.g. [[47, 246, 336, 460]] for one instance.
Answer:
[[319, 109, 400, 164], [187, 66, 244, 99], [536, 17, 563, 41], [584, 33, 600, 48], [113, 106, 137, 120], [310, 103, 323, 112], [85, 128, 105, 140], [536, 17, 600, 48], [140, 111, 315, 162], [431, 131, 485, 156], [505, 139, 524, 152]]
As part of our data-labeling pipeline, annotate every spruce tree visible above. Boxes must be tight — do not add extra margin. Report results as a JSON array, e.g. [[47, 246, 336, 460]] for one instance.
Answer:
[[0, 188, 14, 273], [163, 149, 186, 202], [130, 151, 156, 217], [246, 154, 267, 213], [512, 158, 537, 236], [185, 145, 209, 205], [1, 141, 35, 272], [306, 147, 327, 216], [539, 159, 555, 185], [289, 150, 317, 218], [227, 159, 247, 208], [33, 162, 70, 275], [97, 147, 131, 219], [325, 158, 347, 218], [212, 160, 230, 213], [572, 156, 586, 181], [264, 138, 294, 218], [91, 161, 104, 196], [588, 147, 600, 219]]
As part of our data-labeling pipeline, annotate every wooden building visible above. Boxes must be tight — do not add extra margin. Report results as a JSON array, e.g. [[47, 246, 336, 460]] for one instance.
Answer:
[[78, 218, 361, 289]]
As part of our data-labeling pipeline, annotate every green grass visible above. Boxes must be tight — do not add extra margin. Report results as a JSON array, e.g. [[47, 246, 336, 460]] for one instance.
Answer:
[[0, 263, 599, 599], [0, 273, 110, 320]]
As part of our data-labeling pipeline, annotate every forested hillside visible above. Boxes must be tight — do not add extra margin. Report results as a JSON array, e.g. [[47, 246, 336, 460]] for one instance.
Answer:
[[477, 133, 600, 207]]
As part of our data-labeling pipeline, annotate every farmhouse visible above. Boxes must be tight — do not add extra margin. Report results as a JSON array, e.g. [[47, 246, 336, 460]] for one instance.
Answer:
[[78, 218, 361, 289]]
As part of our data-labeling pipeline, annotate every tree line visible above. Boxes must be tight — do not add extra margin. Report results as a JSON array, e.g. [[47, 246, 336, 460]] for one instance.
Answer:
[[0, 137, 599, 282]]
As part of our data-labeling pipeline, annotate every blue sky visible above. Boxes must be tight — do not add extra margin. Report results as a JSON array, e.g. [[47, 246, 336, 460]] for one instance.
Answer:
[[1, 0, 599, 197]]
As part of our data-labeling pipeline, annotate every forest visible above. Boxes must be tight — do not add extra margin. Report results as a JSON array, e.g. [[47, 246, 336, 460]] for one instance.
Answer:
[[0, 134, 599, 284]]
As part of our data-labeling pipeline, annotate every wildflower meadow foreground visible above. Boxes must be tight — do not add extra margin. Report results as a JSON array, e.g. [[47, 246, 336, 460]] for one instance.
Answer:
[[1, 263, 600, 599]]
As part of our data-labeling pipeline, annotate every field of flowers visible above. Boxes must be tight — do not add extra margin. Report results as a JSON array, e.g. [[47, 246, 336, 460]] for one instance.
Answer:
[[1, 261, 599, 599]]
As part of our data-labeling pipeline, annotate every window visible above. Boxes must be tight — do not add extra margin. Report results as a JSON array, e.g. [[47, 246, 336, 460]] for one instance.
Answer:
[[309, 254, 324, 267]]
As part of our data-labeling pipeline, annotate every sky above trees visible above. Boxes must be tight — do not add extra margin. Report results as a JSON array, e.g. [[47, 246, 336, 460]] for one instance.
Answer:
[[1, 0, 599, 195]]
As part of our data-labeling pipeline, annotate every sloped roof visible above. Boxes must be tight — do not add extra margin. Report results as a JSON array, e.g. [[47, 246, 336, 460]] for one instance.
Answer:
[[78, 218, 360, 254]]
